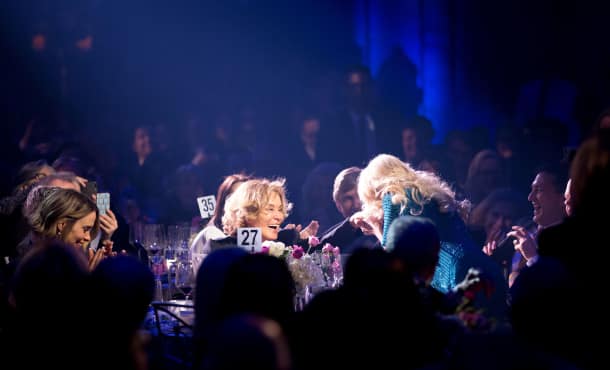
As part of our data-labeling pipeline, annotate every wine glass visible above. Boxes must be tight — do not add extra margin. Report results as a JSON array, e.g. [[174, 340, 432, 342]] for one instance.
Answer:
[[143, 224, 167, 301], [128, 222, 147, 262], [166, 224, 191, 299], [174, 256, 195, 301]]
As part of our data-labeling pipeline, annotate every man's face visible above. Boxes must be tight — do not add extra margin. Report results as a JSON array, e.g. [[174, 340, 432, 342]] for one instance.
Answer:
[[346, 71, 372, 109], [402, 128, 417, 162], [335, 188, 361, 218], [133, 128, 151, 156], [527, 172, 566, 228], [301, 118, 320, 146]]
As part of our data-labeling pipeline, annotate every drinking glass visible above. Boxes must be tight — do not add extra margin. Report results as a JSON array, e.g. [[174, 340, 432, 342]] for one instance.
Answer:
[[143, 224, 167, 301], [174, 252, 195, 301]]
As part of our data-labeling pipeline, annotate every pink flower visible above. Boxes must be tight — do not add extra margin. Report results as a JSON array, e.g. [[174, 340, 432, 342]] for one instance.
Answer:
[[332, 246, 340, 255], [308, 235, 320, 247], [322, 243, 333, 253], [292, 246, 304, 259], [332, 260, 341, 272], [261, 246, 270, 254]]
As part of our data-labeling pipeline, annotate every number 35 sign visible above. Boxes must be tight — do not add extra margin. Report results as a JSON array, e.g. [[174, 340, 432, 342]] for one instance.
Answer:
[[237, 227, 262, 253], [197, 195, 216, 219]]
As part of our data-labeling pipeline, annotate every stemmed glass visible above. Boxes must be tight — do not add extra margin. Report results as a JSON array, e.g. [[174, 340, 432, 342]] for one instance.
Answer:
[[174, 248, 195, 301], [143, 224, 167, 301], [128, 222, 148, 262], [166, 224, 191, 299]]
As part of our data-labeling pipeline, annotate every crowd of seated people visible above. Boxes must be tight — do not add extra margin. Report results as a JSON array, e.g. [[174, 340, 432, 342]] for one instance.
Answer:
[[2, 60, 610, 369]]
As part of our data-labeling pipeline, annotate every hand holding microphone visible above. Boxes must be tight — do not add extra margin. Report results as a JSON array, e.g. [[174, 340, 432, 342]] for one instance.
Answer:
[[506, 224, 538, 262], [483, 218, 536, 265]]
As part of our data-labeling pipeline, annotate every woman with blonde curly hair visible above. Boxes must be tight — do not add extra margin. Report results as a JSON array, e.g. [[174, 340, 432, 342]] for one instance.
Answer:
[[354, 153, 470, 246], [204, 178, 294, 251], [352, 154, 507, 319], [221, 178, 292, 240]]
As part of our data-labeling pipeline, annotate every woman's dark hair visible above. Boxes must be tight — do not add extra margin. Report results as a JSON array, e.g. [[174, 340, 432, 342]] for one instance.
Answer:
[[210, 173, 252, 229]]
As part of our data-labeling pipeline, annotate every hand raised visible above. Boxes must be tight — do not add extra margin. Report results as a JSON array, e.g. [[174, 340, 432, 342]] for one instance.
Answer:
[[299, 220, 319, 239], [99, 209, 118, 240], [506, 226, 538, 261]]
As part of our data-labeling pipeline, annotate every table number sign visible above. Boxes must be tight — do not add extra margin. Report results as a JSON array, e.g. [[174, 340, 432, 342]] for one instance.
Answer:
[[197, 195, 216, 219], [237, 227, 262, 253]]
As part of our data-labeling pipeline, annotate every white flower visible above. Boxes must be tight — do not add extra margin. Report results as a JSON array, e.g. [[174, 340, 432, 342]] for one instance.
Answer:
[[263, 241, 287, 257]]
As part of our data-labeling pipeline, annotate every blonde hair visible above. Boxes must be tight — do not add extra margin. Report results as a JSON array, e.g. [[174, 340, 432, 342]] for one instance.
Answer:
[[358, 154, 469, 220], [27, 187, 100, 243], [222, 178, 292, 236]]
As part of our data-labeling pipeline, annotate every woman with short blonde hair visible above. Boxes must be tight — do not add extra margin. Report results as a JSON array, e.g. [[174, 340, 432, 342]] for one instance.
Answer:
[[222, 178, 292, 241]]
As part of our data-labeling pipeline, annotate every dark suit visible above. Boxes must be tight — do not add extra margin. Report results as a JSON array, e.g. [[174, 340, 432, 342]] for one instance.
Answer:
[[318, 108, 399, 167], [523, 215, 603, 368]]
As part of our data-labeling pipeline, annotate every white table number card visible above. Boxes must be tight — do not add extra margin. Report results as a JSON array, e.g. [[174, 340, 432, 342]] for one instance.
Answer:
[[197, 195, 216, 219], [96, 193, 110, 215], [237, 227, 262, 253]]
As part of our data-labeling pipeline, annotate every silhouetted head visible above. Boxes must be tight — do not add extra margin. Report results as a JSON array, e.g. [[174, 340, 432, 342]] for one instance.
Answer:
[[386, 215, 440, 284]]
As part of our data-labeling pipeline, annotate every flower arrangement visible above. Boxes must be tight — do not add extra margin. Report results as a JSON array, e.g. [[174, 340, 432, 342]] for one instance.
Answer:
[[260, 236, 344, 298], [260, 239, 325, 293]]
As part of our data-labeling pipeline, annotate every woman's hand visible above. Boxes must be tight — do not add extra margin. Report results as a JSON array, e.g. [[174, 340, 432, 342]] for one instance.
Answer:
[[75, 176, 88, 190], [99, 209, 118, 240], [482, 218, 504, 256], [482, 240, 497, 256], [87, 246, 109, 271], [282, 221, 320, 240], [299, 220, 319, 239], [350, 211, 383, 242], [87, 240, 119, 270]]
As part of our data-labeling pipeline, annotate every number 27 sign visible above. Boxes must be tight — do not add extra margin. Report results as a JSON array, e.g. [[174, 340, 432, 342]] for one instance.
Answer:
[[237, 227, 262, 253]]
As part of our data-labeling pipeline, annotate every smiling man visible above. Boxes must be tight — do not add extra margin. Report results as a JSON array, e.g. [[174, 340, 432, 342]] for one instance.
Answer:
[[506, 163, 567, 281], [528, 168, 567, 228], [318, 167, 378, 254]]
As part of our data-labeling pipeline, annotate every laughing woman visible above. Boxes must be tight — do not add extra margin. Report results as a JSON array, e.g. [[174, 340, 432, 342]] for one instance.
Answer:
[[24, 187, 112, 269], [204, 178, 291, 250]]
